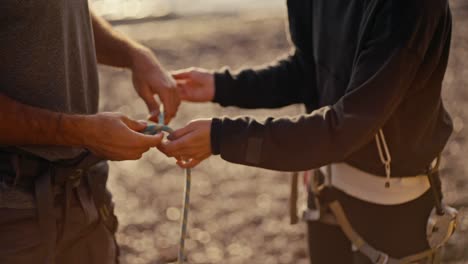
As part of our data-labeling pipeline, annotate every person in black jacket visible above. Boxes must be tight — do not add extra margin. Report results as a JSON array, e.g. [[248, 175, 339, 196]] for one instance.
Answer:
[[159, 0, 454, 263]]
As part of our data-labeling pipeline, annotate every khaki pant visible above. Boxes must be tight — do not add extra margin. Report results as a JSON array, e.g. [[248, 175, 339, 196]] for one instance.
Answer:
[[0, 206, 117, 264], [0, 154, 118, 264]]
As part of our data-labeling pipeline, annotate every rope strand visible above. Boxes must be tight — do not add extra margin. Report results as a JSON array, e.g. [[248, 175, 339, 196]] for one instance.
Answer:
[[143, 104, 192, 263], [178, 168, 191, 263]]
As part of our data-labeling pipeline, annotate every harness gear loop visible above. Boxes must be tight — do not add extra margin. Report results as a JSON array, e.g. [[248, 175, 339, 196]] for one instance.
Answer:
[[375, 129, 392, 188]]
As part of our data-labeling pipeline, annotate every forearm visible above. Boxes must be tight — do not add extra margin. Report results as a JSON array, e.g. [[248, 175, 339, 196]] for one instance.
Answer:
[[214, 51, 317, 109], [210, 108, 378, 172], [211, 47, 422, 171], [91, 10, 143, 68], [0, 94, 85, 147]]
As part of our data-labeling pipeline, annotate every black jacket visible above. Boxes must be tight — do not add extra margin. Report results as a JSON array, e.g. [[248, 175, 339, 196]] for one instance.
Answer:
[[210, 0, 453, 177]]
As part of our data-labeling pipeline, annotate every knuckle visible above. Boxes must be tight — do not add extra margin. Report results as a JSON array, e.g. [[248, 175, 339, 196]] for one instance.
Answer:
[[131, 153, 142, 160]]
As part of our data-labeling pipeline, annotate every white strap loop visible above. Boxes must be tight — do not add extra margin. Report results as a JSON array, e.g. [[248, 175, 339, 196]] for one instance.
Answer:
[[375, 129, 392, 188]]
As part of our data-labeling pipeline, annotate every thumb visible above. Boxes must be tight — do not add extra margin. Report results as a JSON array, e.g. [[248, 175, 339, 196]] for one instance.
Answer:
[[131, 132, 164, 148], [122, 117, 147, 132], [171, 69, 192, 80], [140, 132, 164, 147]]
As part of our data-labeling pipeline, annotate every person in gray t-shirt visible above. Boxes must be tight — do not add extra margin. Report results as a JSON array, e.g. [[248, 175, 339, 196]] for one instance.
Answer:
[[0, 1, 179, 263]]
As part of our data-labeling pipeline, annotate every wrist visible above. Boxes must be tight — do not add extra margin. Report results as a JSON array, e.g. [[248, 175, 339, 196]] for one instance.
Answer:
[[213, 72, 227, 103], [127, 44, 153, 71], [57, 114, 92, 147], [210, 118, 223, 155], [207, 73, 216, 101]]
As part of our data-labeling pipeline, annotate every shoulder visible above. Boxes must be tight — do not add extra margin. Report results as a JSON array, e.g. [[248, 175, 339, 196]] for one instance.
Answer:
[[368, 0, 450, 55], [373, 0, 447, 22], [387, 0, 448, 23]]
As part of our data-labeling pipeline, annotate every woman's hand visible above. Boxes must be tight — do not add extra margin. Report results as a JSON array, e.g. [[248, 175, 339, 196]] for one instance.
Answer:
[[172, 68, 215, 102], [157, 119, 212, 168]]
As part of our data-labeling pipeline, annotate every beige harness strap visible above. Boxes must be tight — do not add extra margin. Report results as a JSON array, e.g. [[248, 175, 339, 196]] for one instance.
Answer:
[[290, 172, 300, 224], [328, 200, 437, 264]]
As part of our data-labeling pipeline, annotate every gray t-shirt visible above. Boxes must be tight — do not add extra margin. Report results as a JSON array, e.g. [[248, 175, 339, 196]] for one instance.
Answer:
[[0, 0, 99, 160]]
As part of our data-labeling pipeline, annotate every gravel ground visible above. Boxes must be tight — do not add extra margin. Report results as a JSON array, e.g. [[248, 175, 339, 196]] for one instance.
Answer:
[[97, 3, 468, 263]]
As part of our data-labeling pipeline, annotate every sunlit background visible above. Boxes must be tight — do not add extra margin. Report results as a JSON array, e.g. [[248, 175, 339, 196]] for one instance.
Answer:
[[91, 1, 468, 263], [92, 0, 283, 21]]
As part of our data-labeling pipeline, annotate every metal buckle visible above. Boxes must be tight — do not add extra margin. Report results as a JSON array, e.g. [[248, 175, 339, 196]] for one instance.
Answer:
[[68, 169, 83, 187], [303, 207, 321, 221], [376, 253, 389, 264], [310, 170, 326, 194]]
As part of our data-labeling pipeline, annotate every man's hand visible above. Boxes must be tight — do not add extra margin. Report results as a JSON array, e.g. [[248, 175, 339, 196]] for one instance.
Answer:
[[172, 68, 215, 102], [66, 112, 163, 161], [157, 119, 212, 168], [130, 46, 180, 124], [90, 12, 180, 124]]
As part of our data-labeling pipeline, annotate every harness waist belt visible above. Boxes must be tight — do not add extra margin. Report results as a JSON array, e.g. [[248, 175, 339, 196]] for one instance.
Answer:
[[320, 163, 430, 205]]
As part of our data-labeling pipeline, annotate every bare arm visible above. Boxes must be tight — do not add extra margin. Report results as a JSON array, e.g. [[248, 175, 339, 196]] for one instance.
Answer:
[[91, 10, 141, 68], [0, 94, 80, 146], [90, 10, 180, 122], [0, 94, 162, 160]]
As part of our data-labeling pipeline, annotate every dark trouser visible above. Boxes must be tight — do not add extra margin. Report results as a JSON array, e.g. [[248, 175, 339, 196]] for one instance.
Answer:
[[307, 188, 434, 264], [0, 152, 118, 264]]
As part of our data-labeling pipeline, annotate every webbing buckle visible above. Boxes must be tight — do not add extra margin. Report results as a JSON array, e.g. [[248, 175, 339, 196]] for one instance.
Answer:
[[303, 207, 321, 221], [68, 168, 83, 188], [375, 252, 389, 264]]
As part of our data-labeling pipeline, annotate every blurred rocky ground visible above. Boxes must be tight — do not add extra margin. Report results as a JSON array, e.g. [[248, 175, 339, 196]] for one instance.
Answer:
[[96, 1, 468, 263]]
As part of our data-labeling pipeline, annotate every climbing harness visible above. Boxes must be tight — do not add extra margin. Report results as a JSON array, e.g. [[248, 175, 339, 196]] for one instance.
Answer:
[[142, 106, 192, 264], [292, 129, 458, 264]]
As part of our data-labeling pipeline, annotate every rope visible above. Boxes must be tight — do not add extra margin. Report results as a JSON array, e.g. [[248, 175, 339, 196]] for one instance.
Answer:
[[142, 105, 192, 263], [178, 167, 191, 263]]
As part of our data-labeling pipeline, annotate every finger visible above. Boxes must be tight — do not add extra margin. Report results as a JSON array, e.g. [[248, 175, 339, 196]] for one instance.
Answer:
[[171, 69, 193, 79], [136, 81, 160, 116], [121, 116, 148, 132], [159, 92, 179, 124], [176, 84, 192, 101], [147, 112, 159, 123], [175, 79, 188, 86], [123, 148, 149, 160], [157, 141, 181, 156], [156, 144, 187, 158], [176, 159, 201, 169], [135, 132, 164, 147], [167, 126, 193, 141], [157, 138, 193, 157]]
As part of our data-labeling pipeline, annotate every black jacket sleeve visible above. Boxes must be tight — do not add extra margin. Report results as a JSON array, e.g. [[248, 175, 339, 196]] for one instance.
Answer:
[[210, 3, 443, 171], [213, 50, 317, 109]]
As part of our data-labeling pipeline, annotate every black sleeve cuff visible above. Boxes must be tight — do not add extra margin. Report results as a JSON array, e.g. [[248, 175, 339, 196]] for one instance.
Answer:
[[213, 69, 233, 105], [210, 118, 223, 155]]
